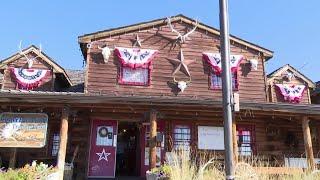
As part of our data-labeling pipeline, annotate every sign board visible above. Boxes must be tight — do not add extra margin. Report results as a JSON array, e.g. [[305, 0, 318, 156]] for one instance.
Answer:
[[198, 126, 224, 150], [0, 113, 48, 148]]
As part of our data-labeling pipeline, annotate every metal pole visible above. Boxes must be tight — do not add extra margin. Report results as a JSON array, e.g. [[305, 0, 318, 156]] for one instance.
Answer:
[[219, 0, 235, 179]]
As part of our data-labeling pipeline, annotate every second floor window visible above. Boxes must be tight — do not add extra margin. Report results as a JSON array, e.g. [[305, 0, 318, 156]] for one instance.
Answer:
[[211, 71, 238, 90], [119, 66, 150, 86]]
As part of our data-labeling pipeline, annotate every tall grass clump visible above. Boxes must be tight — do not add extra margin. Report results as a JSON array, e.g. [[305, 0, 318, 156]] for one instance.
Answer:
[[150, 149, 320, 180]]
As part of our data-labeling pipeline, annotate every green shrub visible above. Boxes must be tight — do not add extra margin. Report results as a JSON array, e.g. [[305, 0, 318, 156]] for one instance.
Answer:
[[0, 161, 57, 180]]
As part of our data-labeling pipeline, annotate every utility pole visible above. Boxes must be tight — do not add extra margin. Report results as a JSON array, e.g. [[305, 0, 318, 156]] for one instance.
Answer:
[[219, 0, 235, 179]]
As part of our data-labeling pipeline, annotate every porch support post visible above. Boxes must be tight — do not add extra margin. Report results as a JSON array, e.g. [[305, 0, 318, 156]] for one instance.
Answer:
[[232, 120, 238, 163], [302, 116, 315, 170], [9, 148, 17, 168], [149, 109, 157, 169], [57, 106, 70, 179]]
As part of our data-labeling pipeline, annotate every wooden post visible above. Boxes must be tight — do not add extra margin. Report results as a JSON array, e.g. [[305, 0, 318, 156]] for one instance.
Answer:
[[8, 148, 17, 168], [302, 116, 315, 170], [149, 110, 157, 169], [232, 120, 238, 163], [57, 106, 70, 180]]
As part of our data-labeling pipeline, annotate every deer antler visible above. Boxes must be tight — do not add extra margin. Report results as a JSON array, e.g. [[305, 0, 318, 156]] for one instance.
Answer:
[[19, 41, 42, 68], [173, 75, 192, 84], [167, 17, 183, 41], [166, 17, 199, 43]]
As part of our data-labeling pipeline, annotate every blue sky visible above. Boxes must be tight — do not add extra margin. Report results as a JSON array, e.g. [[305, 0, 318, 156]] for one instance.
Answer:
[[1, 1, 319, 81]]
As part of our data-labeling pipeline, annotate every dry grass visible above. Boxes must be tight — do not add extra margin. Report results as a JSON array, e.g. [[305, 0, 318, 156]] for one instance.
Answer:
[[158, 150, 320, 180]]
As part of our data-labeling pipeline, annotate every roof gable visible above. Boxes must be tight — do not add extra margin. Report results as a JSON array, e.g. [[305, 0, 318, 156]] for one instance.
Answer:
[[78, 14, 273, 60], [267, 64, 315, 88], [0, 45, 72, 86]]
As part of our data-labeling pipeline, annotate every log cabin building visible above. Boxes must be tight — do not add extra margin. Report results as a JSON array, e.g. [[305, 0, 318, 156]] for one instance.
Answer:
[[0, 14, 320, 179]]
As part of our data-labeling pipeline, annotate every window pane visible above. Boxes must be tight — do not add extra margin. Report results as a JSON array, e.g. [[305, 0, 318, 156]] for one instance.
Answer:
[[211, 71, 237, 89], [173, 125, 191, 151], [121, 67, 148, 85], [52, 133, 60, 157], [237, 126, 254, 156]]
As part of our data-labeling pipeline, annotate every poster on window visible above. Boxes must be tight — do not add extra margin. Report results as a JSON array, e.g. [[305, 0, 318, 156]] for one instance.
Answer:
[[96, 126, 113, 146], [144, 147, 161, 166], [198, 126, 224, 150]]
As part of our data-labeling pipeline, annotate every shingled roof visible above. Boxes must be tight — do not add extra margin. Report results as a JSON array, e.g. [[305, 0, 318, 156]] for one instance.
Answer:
[[64, 69, 84, 92]]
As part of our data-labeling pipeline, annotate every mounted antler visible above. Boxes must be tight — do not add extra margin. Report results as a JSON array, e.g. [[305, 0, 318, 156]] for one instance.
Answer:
[[167, 17, 198, 44], [19, 41, 42, 68], [173, 76, 192, 92]]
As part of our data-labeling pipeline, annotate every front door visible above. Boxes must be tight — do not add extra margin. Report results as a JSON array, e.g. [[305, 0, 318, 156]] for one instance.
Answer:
[[87, 119, 118, 178]]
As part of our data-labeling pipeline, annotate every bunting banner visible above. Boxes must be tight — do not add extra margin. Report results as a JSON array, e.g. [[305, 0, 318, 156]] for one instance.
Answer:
[[202, 53, 244, 74], [275, 84, 306, 103], [10, 68, 50, 90], [114, 47, 158, 69]]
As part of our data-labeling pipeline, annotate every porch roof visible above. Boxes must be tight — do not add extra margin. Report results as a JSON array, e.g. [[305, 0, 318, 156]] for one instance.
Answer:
[[0, 89, 320, 117]]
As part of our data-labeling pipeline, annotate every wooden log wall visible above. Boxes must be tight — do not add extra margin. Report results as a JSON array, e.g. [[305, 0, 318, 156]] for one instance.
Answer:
[[86, 22, 267, 102], [2, 52, 53, 91], [1, 105, 319, 177]]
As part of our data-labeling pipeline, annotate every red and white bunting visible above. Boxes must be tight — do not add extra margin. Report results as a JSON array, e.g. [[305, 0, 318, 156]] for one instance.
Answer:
[[202, 53, 244, 74], [10, 68, 50, 90], [275, 84, 306, 103], [114, 47, 158, 69]]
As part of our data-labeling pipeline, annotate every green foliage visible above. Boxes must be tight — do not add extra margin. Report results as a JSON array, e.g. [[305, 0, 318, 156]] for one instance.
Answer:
[[0, 161, 57, 180]]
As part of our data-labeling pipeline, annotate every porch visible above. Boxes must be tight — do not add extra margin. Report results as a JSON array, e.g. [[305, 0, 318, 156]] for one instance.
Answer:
[[0, 90, 320, 179]]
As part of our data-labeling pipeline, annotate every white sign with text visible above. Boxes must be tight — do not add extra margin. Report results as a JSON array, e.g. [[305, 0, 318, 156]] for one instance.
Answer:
[[198, 126, 225, 150]]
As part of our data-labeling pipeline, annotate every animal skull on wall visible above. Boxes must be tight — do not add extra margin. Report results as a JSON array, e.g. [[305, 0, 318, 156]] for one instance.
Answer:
[[173, 76, 191, 92], [98, 46, 111, 63], [249, 59, 258, 70], [284, 72, 294, 81]]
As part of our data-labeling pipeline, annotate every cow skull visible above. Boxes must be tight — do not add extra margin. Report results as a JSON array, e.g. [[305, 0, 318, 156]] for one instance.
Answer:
[[285, 72, 294, 81], [98, 45, 111, 63], [173, 76, 191, 92], [249, 59, 258, 70]]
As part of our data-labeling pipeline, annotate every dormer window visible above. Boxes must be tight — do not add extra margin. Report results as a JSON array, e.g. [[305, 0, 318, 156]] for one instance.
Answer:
[[115, 47, 158, 86]]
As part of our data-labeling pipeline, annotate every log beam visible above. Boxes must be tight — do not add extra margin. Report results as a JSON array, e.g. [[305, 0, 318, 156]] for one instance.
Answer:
[[149, 109, 157, 169], [302, 116, 315, 170], [232, 120, 238, 163], [57, 106, 70, 179], [8, 148, 17, 168]]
